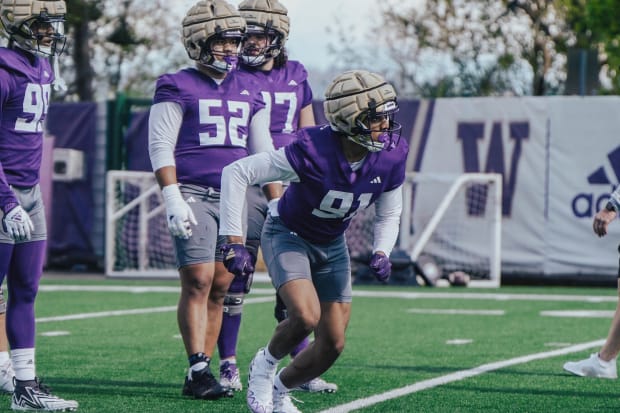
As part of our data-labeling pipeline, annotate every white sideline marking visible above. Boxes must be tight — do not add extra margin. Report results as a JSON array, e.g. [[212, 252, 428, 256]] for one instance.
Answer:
[[35, 296, 275, 323], [541, 310, 615, 318], [407, 308, 505, 316], [318, 339, 606, 413], [39, 284, 617, 303], [352, 290, 618, 303]]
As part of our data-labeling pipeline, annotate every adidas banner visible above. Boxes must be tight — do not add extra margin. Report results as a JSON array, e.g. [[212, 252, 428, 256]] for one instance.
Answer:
[[407, 96, 620, 277]]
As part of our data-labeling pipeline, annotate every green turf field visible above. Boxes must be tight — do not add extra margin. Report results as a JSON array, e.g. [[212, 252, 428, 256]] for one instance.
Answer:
[[12, 276, 620, 412]]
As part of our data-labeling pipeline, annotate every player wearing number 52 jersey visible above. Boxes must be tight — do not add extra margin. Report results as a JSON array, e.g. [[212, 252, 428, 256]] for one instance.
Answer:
[[0, 0, 78, 411], [219, 70, 408, 413], [148, 0, 274, 402]]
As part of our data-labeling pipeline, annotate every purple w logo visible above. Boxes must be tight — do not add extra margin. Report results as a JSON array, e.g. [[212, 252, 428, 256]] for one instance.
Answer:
[[457, 121, 529, 216]]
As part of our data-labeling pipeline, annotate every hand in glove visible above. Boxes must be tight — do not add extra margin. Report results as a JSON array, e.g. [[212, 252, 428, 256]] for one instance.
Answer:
[[162, 184, 197, 239], [369, 252, 391, 283], [221, 243, 255, 279], [2, 205, 34, 242]]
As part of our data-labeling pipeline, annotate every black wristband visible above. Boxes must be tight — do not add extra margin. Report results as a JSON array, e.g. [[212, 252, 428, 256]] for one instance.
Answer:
[[605, 201, 617, 212]]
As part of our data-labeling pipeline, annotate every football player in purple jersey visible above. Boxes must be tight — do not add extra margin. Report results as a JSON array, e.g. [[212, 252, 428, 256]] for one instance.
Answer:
[[0, 0, 78, 411], [219, 69, 407, 413], [148, 0, 275, 401], [216, 0, 337, 395]]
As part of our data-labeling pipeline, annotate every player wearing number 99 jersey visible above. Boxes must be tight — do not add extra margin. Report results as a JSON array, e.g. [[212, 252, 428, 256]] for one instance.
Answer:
[[0, 0, 78, 411], [147, 0, 275, 401]]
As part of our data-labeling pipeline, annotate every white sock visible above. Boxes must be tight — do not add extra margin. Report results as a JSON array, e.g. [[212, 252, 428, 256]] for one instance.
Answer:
[[0, 351, 9, 365], [11, 348, 35, 381], [274, 371, 290, 393], [264, 345, 281, 367], [221, 357, 236, 365]]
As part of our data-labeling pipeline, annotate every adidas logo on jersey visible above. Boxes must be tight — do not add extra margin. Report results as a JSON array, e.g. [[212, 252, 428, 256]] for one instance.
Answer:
[[240, 90, 250, 95], [370, 177, 382, 184], [288, 80, 298, 86], [186, 196, 197, 203]]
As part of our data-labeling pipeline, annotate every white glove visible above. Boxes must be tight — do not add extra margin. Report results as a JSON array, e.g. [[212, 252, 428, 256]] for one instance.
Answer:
[[2, 205, 34, 241], [162, 184, 197, 239]]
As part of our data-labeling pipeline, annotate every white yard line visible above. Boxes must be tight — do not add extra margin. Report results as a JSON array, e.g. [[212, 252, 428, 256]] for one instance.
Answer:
[[35, 296, 275, 323], [407, 308, 505, 316], [318, 339, 606, 413], [39, 283, 618, 303]]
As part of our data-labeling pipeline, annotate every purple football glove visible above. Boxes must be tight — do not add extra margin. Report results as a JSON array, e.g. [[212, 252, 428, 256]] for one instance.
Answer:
[[369, 252, 391, 283], [221, 243, 255, 279]]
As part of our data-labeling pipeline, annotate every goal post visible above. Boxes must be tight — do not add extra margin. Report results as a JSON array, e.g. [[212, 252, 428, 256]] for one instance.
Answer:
[[105, 170, 178, 278], [399, 172, 503, 287]]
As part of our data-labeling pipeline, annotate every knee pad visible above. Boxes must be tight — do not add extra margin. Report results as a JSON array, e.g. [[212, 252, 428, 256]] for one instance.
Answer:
[[274, 293, 288, 322], [0, 287, 6, 314], [223, 293, 244, 316]]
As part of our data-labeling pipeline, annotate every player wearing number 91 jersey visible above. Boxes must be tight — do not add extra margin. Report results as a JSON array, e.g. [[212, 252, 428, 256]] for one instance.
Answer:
[[219, 69, 408, 413], [148, 0, 276, 401]]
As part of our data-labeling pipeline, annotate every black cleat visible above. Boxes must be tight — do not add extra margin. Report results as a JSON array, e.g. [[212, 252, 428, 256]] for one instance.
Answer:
[[182, 366, 233, 400]]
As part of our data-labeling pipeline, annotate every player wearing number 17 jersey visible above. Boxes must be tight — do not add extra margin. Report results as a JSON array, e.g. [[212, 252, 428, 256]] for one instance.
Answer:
[[147, 0, 274, 402]]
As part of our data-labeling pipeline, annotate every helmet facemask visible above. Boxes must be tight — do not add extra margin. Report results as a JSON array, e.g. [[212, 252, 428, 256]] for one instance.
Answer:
[[240, 23, 283, 67], [349, 100, 402, 152], [199, 29, 243, 73]]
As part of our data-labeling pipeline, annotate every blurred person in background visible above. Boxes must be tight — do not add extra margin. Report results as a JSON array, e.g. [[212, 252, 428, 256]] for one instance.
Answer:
[[563, 188, 620, 379]]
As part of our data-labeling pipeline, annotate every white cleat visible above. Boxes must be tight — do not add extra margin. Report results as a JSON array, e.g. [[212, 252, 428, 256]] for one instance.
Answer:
[[0, 360, 15, 393], [294, 377, 338, 393], [273, 390, 302, 413], [563, 353, 618, 379], [247, 348, 278, 413], [11, 378, 78, 411]]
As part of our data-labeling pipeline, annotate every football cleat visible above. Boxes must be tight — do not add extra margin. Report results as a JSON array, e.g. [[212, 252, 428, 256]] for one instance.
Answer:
[[294, 377, 338, 393], [563, 353, 617, 379], [220, 361, 243, 391], [182, 365, 233, 399], [11, 378, 78, 411], [273, 389, 302, 413], [247, 348, 278, 413], [0, 359, 15, 393]]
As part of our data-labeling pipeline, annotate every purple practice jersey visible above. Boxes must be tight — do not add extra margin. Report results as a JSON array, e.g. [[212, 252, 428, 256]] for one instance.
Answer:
[[278, 125, 409, 244], [239, 60, 313, 149], [153, 68, 265, 189], [0, 47, 54, 212]]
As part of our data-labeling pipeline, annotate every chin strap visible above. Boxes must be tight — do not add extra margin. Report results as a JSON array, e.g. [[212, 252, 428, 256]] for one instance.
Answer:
[[52, 54, 67, 92]]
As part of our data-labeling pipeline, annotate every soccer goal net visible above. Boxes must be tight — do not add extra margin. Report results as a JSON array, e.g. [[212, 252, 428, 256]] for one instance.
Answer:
[[106, 170, 177, 277], [346, 172, 502, 287]]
